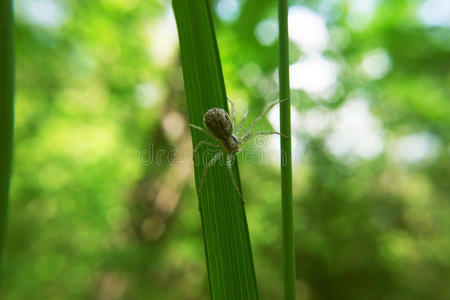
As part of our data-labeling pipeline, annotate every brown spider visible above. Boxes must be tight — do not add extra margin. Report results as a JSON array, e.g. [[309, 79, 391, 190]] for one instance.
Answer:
[[190, 98, 287, 203]]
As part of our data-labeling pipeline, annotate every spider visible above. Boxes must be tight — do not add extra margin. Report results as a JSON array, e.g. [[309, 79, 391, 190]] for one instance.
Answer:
[[189, 98, 287, 204]]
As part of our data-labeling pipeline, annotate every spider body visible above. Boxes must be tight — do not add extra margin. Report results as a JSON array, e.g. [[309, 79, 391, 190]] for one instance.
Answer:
[[190, 98, 287, 207], [203, 108, 232, 140], [203, 108, 239, 153]]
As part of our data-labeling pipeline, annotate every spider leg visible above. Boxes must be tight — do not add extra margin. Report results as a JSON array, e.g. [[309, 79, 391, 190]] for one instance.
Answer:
[[239, 98, 289, 138], [235, 108, 249, 136], [189, 124, 215, 139], [226, 154, 243, 202], [240, 130, 288, 145], [227, 98, 236, 130], [193, 140, 220, 154], [197, 151, 223, 210]]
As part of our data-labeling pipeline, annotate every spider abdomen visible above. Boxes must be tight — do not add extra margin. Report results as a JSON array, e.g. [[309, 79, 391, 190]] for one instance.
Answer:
[[203, 108, 233, 140]]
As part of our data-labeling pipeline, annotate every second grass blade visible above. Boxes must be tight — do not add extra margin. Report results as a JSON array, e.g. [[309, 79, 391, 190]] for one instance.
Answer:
[[278, 0, 296, 299], [0, 0, 14, 274], [172, 0, 259, 299]]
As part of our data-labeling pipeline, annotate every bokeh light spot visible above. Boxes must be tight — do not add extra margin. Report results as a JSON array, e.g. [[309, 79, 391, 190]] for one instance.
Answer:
[[418, 0, 450, 27], [325, 97, 384, 160], [216, 0, 241, 22], [17, 0, 67, 28], [288, 6, 329, 53], [392, 132, 440, 164], [254, 19, 278, 46], [360, 48, 392, 80], [290, 54, 338, 99]]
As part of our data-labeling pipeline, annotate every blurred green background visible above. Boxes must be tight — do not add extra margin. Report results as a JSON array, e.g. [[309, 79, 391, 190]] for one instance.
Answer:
[[2, 0, 450, 299]]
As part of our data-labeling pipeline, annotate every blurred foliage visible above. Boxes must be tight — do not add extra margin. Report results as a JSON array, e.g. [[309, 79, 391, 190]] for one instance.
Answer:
[[1, 0, 449, 299]]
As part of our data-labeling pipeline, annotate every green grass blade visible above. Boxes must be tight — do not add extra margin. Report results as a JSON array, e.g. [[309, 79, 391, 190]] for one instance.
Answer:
[[172, 1, 259, 299], [0, 0, 14, 273], [278, 0, 296, 299]]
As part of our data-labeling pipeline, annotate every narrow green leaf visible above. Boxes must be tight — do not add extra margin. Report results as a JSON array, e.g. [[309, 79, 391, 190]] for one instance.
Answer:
[[278, 0, 296, 299], [173, 0, 258, 299], [0, 0, 14, 274]]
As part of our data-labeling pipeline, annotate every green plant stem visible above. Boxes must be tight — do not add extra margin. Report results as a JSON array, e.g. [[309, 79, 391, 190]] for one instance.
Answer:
[[0, 0, 14, 274], [278, 0, 296, 299], [173, 0, 258, 298]]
